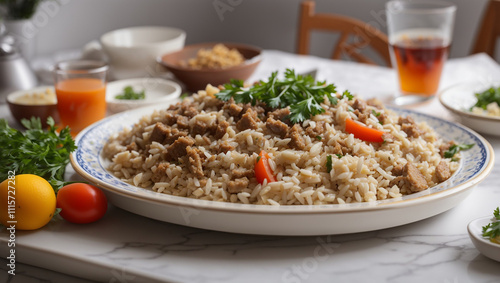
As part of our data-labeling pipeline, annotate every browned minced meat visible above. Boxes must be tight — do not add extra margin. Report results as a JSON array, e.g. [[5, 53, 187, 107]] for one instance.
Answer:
[[205, 97, 225, 109], [352, 99, 367, 112], [436, 160, 451, 182], [232, 167, 254, 179], [392, 164, 404, 176], [218, 141, 234, 154], [268, 108, 291, 121], [126, 141, 138, 152], [176, 115, 190, 129], [214, 120, 230, 139], [439, 141, 455, 158], [150, 122, 170, 144], [398, 116, 423, 138], [183, 106, 199, 118], [243, 104, 266, 118], [398, 116, 415, 125], [401, 123, 423, 138], [163, 128, 188, 145], [391, 163, 428, 192], [331, 142, 343, 155], [224, 102, 243, 117], [236, 108, 259, 131], [377, 112, 388, 124], [163, 112, 177, 126], [305, 121, 325, 138], [152, 162, 170, 183], [191, 120, 208, 136], [287, 124, 306, 150], [334, 139, 351, 155], [353, 109, 369, 124], [405, 163, 428, 192], [266, 117, 289, 138], [186, 146, 204, 178], [366, 98, 384, 109], [227, 177, 249, 194], [165, 136, 195, 161]]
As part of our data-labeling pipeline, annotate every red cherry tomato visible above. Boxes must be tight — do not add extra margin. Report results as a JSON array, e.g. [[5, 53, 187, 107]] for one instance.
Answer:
[[57, 183, 108, 224]]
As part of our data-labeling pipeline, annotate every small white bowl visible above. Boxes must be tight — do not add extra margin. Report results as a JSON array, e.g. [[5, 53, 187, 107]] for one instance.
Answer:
[[439, 81, 500, 137], [100, 26, 186, 80], [106, 78, 181, 114], [468, 216, 500, 262]]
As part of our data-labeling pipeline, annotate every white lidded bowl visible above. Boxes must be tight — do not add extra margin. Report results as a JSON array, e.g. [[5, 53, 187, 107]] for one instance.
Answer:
[[100, 26, 186, 80], [439, 81, 500, 137], [106, 78, 181, 114]]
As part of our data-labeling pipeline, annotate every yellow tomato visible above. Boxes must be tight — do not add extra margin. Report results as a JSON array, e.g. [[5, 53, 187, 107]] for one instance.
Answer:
[[0, 174, 56, 230]]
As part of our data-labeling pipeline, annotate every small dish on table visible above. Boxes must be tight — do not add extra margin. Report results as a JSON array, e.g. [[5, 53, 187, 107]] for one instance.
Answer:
[[106, 78, 181, 114], [468, 215, 500, 262], [158, 42, 262, 92], [439, 81, 500, 137], [7, 85, 60, 128]]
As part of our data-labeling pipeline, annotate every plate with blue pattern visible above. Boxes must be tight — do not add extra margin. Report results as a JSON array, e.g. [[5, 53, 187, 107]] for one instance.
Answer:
[[71, 103, 494, 236]]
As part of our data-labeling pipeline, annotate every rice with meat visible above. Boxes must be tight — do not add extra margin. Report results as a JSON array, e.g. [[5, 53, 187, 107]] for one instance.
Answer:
[[102, 84, 459, 205]]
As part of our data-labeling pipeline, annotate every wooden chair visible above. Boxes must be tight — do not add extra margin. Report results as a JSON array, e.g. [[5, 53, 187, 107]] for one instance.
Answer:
[[471, 0, 500, 58], [297, 1, 391, 66]]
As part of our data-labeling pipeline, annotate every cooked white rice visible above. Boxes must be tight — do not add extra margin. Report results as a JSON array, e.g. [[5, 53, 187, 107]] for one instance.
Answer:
[[102, 85, 459, 205]]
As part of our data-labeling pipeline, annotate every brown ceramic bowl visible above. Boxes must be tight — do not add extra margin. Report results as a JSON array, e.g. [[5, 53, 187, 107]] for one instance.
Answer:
[[7, 86, 60, 128], [158, 42, 262, 92]]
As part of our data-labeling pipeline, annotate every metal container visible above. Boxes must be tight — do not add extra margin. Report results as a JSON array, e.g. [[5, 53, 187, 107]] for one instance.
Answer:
[[0, 42, 38, 102]]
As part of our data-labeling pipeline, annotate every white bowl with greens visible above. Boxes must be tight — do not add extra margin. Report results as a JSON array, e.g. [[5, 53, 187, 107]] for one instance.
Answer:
[[468, 207, 500, 262], [439, 81, 500, 137], [106, 78, 182, 114]]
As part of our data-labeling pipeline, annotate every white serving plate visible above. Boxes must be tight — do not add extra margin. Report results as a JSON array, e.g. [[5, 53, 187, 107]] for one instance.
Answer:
[[71, 103, 494, 236], [439, 81, 500, 137], [105, 78, 181, 114], [468, 216, 500, 262]]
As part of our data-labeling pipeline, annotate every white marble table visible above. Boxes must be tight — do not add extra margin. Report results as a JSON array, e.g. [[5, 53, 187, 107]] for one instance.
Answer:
[[1, 50, 500, 283]]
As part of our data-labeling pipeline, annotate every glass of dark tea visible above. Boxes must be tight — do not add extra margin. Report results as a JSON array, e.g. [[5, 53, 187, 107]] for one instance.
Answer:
[[386, 1, 456, 105]]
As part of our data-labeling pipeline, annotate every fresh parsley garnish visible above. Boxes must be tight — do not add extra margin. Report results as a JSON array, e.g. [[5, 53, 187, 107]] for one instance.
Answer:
[[342, 90, 353, 100], [335, 154, 343, 159], [482, 207, 500, 243], [180, 93, 190, 100], [326, 155, 333, 173], [0, 117, 77, 191], [444, 143, 474, 159], [372, 109, 381, 117], [471, 87, 500, 110], [115, 86, 145, 100], [216, 69, 338, 123], [316, 136, 322, 141]]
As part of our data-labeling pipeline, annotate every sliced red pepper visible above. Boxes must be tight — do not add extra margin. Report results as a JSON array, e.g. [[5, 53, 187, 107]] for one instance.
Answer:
[[345, 117, 385, 143], [255, 150, 276, 184]]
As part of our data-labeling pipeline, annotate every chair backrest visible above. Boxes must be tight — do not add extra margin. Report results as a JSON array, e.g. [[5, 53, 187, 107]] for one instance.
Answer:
[[471, 0, 500, 58], [297, 1, 391, 66]]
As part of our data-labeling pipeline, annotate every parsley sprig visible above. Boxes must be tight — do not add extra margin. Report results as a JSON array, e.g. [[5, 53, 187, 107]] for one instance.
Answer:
[[471, 87, 500, 110], [216, 69, 338, 123], [115, 86, 145, 100], [0, 117, 77, 191], [482, 207, 500, 243], [444, 143, 474, 159]]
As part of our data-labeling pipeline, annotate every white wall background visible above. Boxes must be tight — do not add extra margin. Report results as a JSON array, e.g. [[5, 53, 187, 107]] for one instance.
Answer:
[[25, 0, 490, 60]]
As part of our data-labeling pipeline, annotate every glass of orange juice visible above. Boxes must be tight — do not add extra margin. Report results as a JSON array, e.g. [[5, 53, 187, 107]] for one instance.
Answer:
[[54, 60, 108, 136], [386, 1, 456, 105]]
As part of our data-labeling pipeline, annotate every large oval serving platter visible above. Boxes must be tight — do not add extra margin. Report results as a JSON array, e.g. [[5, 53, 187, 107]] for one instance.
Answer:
[[71, 103, 494, 236]]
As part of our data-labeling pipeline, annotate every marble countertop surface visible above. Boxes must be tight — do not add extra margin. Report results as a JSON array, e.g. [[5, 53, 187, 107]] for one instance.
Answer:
[[1, 50, 500, 283]]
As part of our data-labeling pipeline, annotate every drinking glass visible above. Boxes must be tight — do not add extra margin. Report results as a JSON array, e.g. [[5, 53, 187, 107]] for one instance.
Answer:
[[54, 60, 108, 136], [386, 0, 456, 105]]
